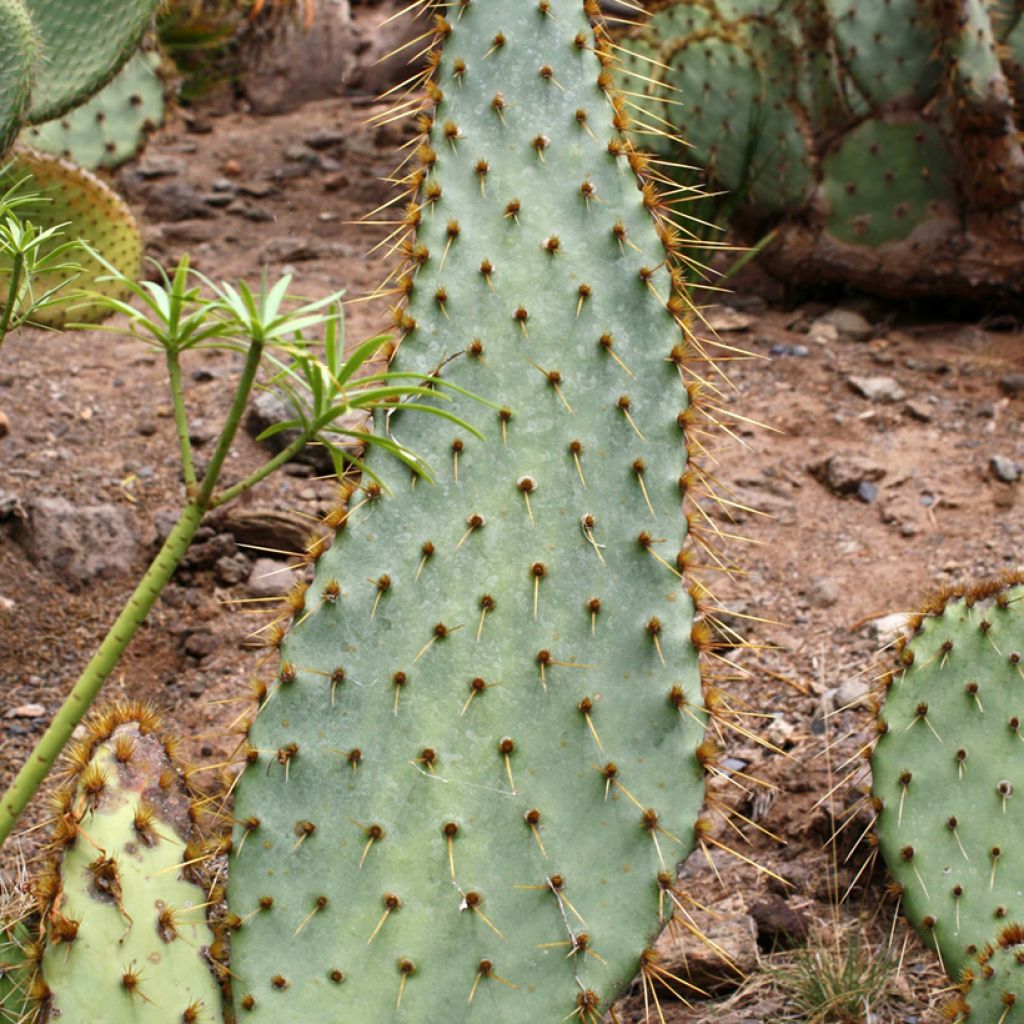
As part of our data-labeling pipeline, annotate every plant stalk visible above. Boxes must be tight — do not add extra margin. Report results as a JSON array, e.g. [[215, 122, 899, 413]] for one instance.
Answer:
[[166, 349, 197, 491], [0, 503, 205, 846], [0, 251, 24, 353]]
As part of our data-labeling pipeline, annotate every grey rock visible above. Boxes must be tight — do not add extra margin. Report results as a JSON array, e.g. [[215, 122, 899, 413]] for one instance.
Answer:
[[847, 375, 906, 403], [218, 507, 316, 557], [834, 676, 870, 709], [810, 454, 887, 495], [182, 532, 237, 571], [259, 237, 320, 264], [0, 409, 8, 440], [135, 155, 185, 179], [12, 498, 140, 589], [144, 182, 215, 223], [247, 557, 297, 599], [1000, 372, 1024, 398], [305, 129, 347, 152], [991, 454, 1022, 483], [857, 480, 879, 503], [807, 575, 840, 608], [215, 553, 252, 586], [245, 391, 334, 473], [184, 629, 217, 659], [814, 308, 874, 341]]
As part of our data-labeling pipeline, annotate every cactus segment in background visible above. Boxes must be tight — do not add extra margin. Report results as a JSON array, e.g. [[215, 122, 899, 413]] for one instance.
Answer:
[[35, 704, 222, 1023], [19, 0, 162, 126], [0, 916, 35, 1023], [949, 926, 1024, 1022], [623, 0, 1024, 299], [228, 0, 719, 1020], [0, 0, 34, 158], [872, 577, 1024, 980], [23, 51, 166, 171], [0, 147, 142, 326]]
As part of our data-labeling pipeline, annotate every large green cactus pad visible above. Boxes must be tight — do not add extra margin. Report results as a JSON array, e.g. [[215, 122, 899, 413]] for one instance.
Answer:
[[0, 146, 142, 326], [21, 0, 161, 125], [23, 51, 165, 171], [872, 580, 1024, 977], [952, 926, 1024, 1022], [229, 2, 708, 1021], [0, 0, 34, 158], [38, 706, 222, 1023]]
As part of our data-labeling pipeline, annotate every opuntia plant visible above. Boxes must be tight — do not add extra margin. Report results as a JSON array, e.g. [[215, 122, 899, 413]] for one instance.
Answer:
[[872, 574, 1024, 1012], [621, 0, 1024, 300], [228, 0, 733, 1019]]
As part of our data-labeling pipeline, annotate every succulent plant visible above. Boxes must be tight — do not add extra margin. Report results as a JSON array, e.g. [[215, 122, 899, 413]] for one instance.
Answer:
[[872, 576, 1024, 984], [622, 0, 1024, 299], [23, 51, 166, 172], [223, 1, 722, 1020], [33, 703, 223, 1022], [948, 925, 1024, 1022]]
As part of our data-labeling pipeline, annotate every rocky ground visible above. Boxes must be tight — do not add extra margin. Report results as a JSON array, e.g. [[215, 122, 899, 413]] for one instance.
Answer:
[[3, 48, 1024, 1024]]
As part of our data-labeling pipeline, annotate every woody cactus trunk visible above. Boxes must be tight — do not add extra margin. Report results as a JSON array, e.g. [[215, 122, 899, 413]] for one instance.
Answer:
[[227, 1, 729, 1019], [622, 0, 1024, 300]]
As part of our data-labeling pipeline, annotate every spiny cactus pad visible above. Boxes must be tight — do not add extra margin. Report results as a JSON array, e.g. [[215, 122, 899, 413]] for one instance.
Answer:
[[229, 1, 711, 1020], [37, 705, 221, 1022], [0, 917, 35, 1023], [0, 0, 34, 158], [23, 51, 165, 171], [872, 579, 1024, 978], [0, 146, 142, 326], [21, 0, 161, 126], [950, 925, 1024, 1022]]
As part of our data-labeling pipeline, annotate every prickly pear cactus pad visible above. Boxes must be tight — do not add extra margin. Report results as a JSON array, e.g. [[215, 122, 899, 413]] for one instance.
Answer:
[[229, 1, 722, 1020], [0, 0, 34, 158], [872, 577, 1024, 979], [947, 925, 1024, 1023], [0, 915, 36, 1023], [23, 51, 165, 171], [35, 704, 222, 1023], [21, 0, 161, 125], [0, 146, 142, 327]]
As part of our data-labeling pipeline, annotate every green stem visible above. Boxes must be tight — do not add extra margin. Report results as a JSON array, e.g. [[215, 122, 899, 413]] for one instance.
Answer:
[[166, 349, 197, 491], [0, 251, 24, 353], [209, 431, 311, 509], [0, 503, 205, 847], [197, 339, 264, 507]]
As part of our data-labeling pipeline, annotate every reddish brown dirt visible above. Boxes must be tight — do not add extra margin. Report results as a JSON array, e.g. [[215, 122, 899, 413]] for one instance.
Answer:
[[2, 89, 1023, 1023]]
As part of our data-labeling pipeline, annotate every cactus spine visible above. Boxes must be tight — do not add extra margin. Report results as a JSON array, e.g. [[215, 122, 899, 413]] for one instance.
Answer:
[[226, 1, 722, 1020]]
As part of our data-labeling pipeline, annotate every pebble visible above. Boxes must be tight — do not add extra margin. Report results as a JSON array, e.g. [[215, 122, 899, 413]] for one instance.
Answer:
[[857, 480, 879, 503], [810, 453, 887, 495], [869, 612, 909, 641], [0, 409, 9, 440], [847, 375, 906, 403], [904, 399, 933, 422], [807, 321, 839, 346], [834, 677, 870, 708], [247, 558, 297, 599], [6, 703, 45, 718], [991, 454, 1022, 483], [769, 343, 809, 358], [807, 575, 840, 608], [813, 308, 874, 341], [706, 307, 753, 332], [999, 372, 1024, 398]]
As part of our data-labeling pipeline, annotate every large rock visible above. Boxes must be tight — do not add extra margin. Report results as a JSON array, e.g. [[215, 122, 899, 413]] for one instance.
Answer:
[[12, 498, 141, 590], [242, 0, 356, 115]]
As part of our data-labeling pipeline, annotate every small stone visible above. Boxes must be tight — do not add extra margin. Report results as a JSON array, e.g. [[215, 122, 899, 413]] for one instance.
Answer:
[[191, 367, 216, 383], [6, 703, 44, 718], [807, 576, 840, 608], [259, 237, 320, 264], [999, 372, 1024, 398], [856, 480, 879, 503], [305, 129, 347, 152], [215, 553, 252, 586], [247, 557, 297, 599], [136, 420, 157, 437], [144, 182, 215, 222], [136, 155, 185, 179], [189, 420, 216, 446], [809, 454, 887, 495], [814, 308, 873, 341], [991, 455, 1022, 483], [904, 399, 932, 422], [847, 375, 906, 403], [219, 507, 314, 557], [869, 612, 909, 642], [706, 307, 753, 332], [184, 630, 217, 659], [223, 158, 243, 177], [807, 321, 839, 346], [834, 676, 870, 708], [0, 409, 9, 440], [749, 895, 810, 949]]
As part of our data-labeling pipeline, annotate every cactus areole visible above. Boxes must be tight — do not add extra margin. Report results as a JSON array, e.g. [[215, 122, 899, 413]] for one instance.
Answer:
[[229, 1, 717, 1020]]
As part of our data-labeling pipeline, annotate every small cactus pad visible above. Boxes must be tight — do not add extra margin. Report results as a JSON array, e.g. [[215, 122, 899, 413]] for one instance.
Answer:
[[950, 924, 1024, 1022], [0, 146, 142, 326], [821, 117, 957, 247], [21, 0, 161, 125], [37, 704, 222, 1022], [229, 1, 711, 1020], [0, 918, 35, 1023], [23, 51, 165, 171], [872, 578, 1024, 977], [0, 0, 34, 157]]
